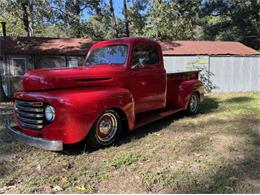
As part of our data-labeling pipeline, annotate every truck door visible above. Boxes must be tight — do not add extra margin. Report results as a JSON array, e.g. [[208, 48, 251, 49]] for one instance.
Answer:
[[130, 43, 167, 113]]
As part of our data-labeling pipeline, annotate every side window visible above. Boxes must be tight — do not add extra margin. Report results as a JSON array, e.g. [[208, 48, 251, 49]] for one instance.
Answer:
[[11, 58, 26, 76], [133, 44, 159, 66]]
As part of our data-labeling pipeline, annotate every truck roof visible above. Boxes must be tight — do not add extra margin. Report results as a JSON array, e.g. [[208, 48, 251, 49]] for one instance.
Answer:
[[92, 37, 159, 47]]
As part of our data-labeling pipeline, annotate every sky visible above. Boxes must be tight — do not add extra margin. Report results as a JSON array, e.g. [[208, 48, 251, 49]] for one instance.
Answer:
[[82, 0, 125, 20], [113, 0, 125, 16]]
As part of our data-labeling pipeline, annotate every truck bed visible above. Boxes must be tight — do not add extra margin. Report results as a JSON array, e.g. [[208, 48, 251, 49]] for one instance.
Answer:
[[166, 70, 200, 107]]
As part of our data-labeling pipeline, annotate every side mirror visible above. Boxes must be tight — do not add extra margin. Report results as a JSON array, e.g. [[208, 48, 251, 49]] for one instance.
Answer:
[[131, 58, 145, 69], [131, 63, 144, 69]]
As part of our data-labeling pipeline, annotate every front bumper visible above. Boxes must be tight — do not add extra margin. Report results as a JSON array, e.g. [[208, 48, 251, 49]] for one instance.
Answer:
[[5, 119, 63, 151]]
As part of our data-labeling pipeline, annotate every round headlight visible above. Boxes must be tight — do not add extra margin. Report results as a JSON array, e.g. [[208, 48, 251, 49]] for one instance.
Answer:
[[45, 105, 55, 122]]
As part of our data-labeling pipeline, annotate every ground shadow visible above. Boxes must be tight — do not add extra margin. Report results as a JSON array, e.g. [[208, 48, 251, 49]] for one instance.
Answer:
[[225, 96, 255, 103], [63, 96, 219, 155], [198, 97, 219, 114]]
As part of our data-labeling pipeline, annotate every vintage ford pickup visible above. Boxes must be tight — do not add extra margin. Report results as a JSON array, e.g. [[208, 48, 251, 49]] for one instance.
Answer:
[[6, 37, 204, 151]]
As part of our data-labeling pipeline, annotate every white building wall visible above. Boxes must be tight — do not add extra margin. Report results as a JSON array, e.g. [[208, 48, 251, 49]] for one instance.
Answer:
[[163, 56, 209, 73], [163, 55, 260, 92], [210, 56, 260, 92]]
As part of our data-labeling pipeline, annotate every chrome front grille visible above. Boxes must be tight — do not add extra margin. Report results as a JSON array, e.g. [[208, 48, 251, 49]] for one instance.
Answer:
[[15, 100, 45, 130]]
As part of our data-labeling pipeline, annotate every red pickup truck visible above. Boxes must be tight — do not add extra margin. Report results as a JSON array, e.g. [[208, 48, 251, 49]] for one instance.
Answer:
[[6, 37, 204, 151]]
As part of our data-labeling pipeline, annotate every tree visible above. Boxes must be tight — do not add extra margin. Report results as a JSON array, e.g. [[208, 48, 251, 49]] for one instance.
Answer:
[[201, 0, 260, 49], [127, 0, 148, 36], [0, 0, 56, 37], [123, 0, 130, 37], [52, 0, 84, 38], [81, 0, 121, 39], [144, 0, 202, 40], [20, 0, 33, 37], [0, 0, 34, 37], [109, 0, 119, 37], [0, 2, 24, 37]]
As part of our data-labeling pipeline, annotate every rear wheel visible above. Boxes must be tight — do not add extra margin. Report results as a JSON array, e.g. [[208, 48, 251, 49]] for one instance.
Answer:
[[86, 109, 122, 148], [186, 93, 199, 115]]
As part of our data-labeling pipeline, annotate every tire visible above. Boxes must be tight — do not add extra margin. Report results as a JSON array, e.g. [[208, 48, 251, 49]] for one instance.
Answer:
[[86, 109, 122, 148], [186, 93, 199, 115]]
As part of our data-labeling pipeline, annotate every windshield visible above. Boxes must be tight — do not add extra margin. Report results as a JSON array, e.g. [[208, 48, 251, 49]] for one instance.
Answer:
[[85, 45, 128, 65]]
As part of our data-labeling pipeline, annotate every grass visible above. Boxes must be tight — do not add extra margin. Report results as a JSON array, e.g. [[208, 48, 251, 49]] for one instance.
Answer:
[[0, 92, 260, 193]]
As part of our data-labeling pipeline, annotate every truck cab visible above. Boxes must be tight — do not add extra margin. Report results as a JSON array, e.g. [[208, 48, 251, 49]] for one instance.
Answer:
[[6, 37, 204, 151]]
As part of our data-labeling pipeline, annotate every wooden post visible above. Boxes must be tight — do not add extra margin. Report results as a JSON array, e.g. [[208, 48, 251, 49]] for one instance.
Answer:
[[1, 22, 6, 37], [0, 24, 8, 101]]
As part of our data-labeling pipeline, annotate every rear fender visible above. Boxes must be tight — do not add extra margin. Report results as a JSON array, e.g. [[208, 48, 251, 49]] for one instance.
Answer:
[[178, 80, 204, 109]]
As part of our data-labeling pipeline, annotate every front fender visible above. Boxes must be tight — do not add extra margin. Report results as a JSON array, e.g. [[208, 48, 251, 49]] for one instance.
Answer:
[[15, 87, 135, 144]]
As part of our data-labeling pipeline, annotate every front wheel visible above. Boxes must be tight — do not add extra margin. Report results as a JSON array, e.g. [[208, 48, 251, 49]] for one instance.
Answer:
[[186, 93, 200, 115], [86, 109, 122, 148]]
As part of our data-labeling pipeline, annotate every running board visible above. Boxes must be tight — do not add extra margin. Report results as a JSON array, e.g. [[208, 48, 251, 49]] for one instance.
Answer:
[[135, 107, 183, 129]]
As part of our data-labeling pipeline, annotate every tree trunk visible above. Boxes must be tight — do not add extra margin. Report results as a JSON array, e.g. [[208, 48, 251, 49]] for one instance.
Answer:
[[29, 0, 34, 36], [123, 0, 130, 37], [21, 2, 33, 37], [74, 0, 81, 38], [109, 0, 119, 38], [71, 0, 81, 38]]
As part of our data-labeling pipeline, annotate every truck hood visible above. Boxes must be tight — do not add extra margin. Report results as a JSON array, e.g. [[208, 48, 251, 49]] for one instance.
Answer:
[[22, 66, 125, 91]]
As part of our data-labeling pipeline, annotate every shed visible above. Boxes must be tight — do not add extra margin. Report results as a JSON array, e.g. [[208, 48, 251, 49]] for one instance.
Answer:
[[160, 41, 260, 92]]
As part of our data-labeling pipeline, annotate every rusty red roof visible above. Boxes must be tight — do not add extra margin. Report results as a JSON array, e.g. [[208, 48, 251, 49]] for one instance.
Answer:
[[1, 37, 259, 56], [159, 40, 259, 56], [0, 37, 100, 56]]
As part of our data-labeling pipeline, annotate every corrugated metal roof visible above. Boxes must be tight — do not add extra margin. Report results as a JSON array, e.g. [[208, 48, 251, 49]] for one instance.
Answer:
[[159, 40, 260, 56], [0, 37, 259, 56]]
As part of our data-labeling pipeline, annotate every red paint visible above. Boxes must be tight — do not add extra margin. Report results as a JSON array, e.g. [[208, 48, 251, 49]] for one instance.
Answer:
[[14, 37, 204, 144]]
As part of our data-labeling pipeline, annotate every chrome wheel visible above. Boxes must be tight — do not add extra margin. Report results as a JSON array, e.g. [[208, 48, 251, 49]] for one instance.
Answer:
[[188, 93, 199, 114], [96, 112, 118, 142]]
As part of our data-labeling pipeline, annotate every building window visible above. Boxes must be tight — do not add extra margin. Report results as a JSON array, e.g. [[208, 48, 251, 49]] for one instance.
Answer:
[[68, 57, 79, 67], [11, 58, 27, 76], [37, 56, 66, 69]]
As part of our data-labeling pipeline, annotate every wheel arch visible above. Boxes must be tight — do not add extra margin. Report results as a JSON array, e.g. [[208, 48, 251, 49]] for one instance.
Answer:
[[178, 80, 204, 109], [194, 91, 200, 102], [90, 87, 135, 132], [108, 107, 130, 133]]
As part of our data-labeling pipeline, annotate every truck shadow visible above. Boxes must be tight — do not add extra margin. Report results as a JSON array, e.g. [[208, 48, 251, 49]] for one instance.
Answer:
[[63, 96, 219, 154], [117, 97, 219, 147], [224, 96, 254, 103]]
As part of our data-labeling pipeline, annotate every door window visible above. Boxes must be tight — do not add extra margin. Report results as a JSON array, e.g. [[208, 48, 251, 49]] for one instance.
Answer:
[[133, 45, 159, 66]]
